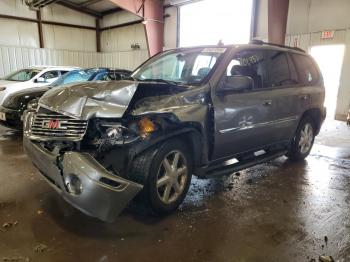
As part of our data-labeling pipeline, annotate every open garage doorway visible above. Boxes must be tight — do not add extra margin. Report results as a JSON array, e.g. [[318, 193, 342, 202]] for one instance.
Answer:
[[179, 0, 253, 47], [310, 45, 345, 119]]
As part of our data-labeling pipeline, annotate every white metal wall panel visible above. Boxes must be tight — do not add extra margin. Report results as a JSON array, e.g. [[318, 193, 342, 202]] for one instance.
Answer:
[[285, 33, 311, 52], [336, 29, 350, 117], [0, 0, 36, 19], [0, 18, 40, 48], [164, 6, 178, 49], [0, 46, 149, 77], [286, 0, 310, 35], [101, 24, 147, 52], [41, 4, 95, 27], [308, 0, 350, 33], [100, 49, 148, 70], [43, 24, 96, 52], [255, 0, 268, 39], [287, 0, 350, 35]]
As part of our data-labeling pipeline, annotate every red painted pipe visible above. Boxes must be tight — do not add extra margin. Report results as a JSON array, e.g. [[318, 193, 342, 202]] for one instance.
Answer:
[[108, 0, 164, 56], [268, 0, 289, 45]]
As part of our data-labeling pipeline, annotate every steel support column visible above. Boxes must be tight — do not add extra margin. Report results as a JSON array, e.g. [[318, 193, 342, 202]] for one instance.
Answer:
[[108, 0, 164, 56], [37, 10, 44, 48], [96, 19, 101, 52], [268, 0, 289, 45]]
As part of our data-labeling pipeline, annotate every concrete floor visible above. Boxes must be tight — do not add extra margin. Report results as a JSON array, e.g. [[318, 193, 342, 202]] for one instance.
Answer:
[[1, 120, 350, 262]]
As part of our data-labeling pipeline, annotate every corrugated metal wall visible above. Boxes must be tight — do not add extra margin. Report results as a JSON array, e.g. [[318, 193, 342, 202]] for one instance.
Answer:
[[0, 2, 150, 77], [0, 46, 149, 77], [101, 24, 147, 52], [0, 1, 97, 51]]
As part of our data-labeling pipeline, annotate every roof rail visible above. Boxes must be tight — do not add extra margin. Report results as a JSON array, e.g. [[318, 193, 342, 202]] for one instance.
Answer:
[[250, 40, 306, 53]]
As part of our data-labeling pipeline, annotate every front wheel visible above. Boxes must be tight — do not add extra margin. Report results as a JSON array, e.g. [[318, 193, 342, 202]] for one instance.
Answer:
[[287, 116, 315, 161], [132, 139, 192, 214]]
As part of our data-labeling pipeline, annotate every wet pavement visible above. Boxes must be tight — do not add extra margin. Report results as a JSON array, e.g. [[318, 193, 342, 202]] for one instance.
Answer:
[[0, 121, 350, 261]]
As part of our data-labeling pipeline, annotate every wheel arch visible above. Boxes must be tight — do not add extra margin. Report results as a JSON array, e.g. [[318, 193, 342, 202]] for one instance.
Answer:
[[300, 108, 322, 135], [130, 125, 205, 168], [127, 126, 204, 184]]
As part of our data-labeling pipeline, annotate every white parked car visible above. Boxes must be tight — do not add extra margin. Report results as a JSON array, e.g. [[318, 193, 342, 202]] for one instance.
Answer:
[[0, 66, 79, 108]]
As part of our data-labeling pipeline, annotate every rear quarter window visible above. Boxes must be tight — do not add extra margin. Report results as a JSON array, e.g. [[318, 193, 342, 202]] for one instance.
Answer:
[[265, 50, 298, 88], [290, 53, 320, 86]]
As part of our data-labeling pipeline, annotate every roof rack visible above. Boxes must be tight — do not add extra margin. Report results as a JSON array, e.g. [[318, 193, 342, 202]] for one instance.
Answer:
[[250, 40, 306, 53]]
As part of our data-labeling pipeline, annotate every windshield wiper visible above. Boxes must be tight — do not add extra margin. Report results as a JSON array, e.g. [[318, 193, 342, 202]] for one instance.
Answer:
[[138, 78, 181, 85]]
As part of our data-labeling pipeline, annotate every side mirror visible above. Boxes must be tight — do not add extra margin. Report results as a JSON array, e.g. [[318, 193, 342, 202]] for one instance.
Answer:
[[220, 75, 254, 93], [36, 77, 46, 83]]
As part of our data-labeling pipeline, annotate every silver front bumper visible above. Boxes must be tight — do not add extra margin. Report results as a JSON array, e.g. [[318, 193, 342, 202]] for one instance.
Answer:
[[23, 137, 143, 222]]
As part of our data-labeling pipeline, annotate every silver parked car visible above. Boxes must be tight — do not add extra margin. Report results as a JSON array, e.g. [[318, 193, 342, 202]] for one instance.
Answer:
[[23, 42, 326, 222]]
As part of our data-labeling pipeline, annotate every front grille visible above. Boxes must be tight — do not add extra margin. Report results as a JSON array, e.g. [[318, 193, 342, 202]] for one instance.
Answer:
[[29, 110, 87, 141]]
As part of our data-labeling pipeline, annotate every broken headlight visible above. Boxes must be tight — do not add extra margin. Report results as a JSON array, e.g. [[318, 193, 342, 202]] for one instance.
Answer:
[[92, 122, 140, 151], [27, 99, 39, 111], [138, 117, 156, 137]]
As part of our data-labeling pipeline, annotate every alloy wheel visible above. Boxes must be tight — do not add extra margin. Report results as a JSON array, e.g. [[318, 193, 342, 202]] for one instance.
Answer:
[[156, 150, 188, 204], [299, 123, 314, 154]]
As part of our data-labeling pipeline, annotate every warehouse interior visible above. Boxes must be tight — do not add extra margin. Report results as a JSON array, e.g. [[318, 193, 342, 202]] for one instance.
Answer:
[[1, 0, 350, 261]]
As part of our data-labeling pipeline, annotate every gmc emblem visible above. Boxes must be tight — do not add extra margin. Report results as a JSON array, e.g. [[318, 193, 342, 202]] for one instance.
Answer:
[[42, 119, 61, 129]]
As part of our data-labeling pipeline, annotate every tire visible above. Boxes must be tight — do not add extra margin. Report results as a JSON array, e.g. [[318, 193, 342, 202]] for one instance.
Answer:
[[130, 139, 192, 214], [287, 116, 315, 161]]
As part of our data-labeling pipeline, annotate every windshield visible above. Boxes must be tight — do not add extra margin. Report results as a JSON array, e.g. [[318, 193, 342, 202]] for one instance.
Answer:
[[3, 69, 41, 82], [131, 47, 227, 85], [51, 69, 100, 87]]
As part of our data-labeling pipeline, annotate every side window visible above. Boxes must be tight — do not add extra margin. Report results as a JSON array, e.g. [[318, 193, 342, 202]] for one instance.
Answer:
[[265, 51, 298, 87], [226, 50, 267, 89], [291, 54, 319, 85], [192, 55, 217, 77], [41, 71, 60, 81]]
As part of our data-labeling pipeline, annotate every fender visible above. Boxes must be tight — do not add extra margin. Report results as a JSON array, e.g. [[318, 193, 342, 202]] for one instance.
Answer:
[[126, 127, 205, 177]]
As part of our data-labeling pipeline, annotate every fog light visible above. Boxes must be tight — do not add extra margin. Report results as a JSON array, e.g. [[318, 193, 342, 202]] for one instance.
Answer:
[[64, 174, 83, 195]]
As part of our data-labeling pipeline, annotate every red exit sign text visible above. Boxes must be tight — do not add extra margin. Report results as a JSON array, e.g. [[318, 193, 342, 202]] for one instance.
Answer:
[[321, 31, 335, 39]]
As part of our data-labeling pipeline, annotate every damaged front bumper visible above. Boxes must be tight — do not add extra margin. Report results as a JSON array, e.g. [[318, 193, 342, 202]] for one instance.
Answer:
[[23, 137, 143, 222]]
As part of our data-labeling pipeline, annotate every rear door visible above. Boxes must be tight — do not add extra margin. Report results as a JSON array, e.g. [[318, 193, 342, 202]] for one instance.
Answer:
[[260, 50, 301, 143], [262, 51, 322, 143], [289, 52, 323, 117]]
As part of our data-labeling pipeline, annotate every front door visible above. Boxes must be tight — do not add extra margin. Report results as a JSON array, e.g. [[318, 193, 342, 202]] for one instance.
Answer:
[[211, 49, 274, 160]]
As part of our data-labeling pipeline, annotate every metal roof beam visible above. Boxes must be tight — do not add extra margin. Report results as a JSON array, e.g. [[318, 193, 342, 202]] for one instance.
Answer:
[[57, 0, 102, 17], [79, 0, 103, 7]]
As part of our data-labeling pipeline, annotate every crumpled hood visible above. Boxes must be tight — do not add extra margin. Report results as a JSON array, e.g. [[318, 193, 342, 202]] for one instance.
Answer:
[[39, 80, 138, 119]]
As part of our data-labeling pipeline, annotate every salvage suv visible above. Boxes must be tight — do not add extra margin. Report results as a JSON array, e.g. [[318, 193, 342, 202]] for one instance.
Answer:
[[23, 42, 326, 222]]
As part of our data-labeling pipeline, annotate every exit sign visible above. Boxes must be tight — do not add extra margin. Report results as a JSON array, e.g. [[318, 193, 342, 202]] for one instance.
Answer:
[[321, 31, 335, 39]]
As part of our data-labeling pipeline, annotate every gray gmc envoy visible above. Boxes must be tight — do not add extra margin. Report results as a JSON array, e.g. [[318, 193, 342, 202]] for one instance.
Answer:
[[23, 42, 326, 222]]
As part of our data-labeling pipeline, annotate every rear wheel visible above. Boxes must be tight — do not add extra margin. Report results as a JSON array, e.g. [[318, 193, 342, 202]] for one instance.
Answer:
[[131, 139, 192, 214], [287, 116, 315, 161]]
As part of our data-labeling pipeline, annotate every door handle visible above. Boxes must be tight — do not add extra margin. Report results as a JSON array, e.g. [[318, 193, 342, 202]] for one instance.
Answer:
[[263, 100, 272, 106], [300, 95, 309, 100]]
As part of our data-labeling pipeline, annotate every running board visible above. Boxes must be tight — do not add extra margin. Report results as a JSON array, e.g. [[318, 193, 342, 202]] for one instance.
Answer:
[[196, 150, 288, 178]]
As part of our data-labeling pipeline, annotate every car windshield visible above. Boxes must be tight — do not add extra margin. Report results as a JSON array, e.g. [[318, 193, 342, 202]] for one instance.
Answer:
[[51, 69, 100, 87], [3, 69, 41, 82], [131, 47, 227, 85]]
